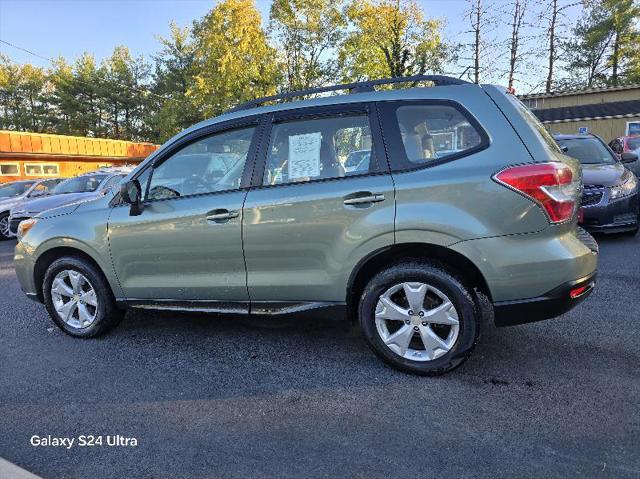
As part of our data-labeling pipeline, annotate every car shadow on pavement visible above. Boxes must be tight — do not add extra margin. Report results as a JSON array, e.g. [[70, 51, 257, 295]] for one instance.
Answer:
[[99, 297, 627, 397]]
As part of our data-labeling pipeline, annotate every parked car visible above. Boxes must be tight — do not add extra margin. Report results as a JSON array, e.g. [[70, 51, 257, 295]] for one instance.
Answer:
[[555, 134, 639, 236], [608, 135, 640, 176], [8, 170, 127, 237], [14, 76, 598, 375], [0, 178, 65, 240]]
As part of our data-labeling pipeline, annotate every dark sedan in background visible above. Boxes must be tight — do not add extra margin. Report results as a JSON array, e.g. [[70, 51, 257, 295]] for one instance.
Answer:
[[555, 134, 639, 236]]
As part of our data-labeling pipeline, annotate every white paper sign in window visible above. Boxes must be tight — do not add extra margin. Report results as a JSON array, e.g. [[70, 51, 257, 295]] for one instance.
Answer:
[[288, 132, 321, 180]]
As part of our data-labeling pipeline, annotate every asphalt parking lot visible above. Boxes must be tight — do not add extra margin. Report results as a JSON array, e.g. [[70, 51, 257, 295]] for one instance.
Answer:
[[0, 234, 638, 479]]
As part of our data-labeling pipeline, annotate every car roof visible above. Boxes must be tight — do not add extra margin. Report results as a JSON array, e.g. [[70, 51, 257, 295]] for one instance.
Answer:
[[181, 83, 485, 137]]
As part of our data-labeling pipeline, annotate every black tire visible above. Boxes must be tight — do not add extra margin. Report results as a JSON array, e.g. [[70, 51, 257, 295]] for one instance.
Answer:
[[0, 212, 11, 240], [42, 256, 125, 337], [359, 261, 480, 375]]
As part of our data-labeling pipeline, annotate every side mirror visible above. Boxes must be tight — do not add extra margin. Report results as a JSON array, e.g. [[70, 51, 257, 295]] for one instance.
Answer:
[[29, 190, 45, 198], [120, 180, 144, 216], [560, 145, 569, 153], [621, 152, 638, 164]]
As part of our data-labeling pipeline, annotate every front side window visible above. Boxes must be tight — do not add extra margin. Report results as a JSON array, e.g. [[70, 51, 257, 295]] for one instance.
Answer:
[[264, 114, 374, 186], [556, 137, 616, 165], [395, 105, 483, 164], [147, 127, 255, 201]]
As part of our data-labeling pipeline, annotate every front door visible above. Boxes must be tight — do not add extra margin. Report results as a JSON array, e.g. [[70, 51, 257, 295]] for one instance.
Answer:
[[243, 104, 395, 305], [108, 121, 260, 304]]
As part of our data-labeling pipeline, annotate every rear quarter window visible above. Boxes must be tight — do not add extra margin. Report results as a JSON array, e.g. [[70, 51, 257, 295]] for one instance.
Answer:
[[378, 101, 489, 171]]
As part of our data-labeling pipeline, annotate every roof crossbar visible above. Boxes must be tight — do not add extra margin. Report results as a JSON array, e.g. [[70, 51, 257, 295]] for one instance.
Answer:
[[226, 74, 469, 113]]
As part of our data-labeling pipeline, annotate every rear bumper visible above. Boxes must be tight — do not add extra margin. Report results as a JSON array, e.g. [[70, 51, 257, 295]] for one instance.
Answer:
[[493, 271, 596, 327]]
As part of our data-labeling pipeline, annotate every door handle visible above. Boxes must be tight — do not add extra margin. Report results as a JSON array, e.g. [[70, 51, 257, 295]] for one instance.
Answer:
[[343, 193, 385, 206], [206, 209, 239, 222]]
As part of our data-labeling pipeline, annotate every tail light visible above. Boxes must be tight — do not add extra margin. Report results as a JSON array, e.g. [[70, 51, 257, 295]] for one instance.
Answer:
[[493, 162, 580, 223]]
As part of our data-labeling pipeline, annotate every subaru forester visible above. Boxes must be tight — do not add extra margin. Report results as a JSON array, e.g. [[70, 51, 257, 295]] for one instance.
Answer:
[[14, 76, 598, 375]]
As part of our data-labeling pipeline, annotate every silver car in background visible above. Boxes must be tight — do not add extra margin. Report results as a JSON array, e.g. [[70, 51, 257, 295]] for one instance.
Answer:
[[0, 178, 65, 240], [8, 169, 128, 237]]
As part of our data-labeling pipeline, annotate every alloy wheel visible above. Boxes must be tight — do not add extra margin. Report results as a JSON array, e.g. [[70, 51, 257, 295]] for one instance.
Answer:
[[0, 216, 9, 237], [374, 282, 460, 362], [51, 270, 98, 329]]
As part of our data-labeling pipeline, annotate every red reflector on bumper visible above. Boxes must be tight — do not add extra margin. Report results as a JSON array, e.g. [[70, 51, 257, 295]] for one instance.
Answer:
[[570, 284, 591, 299]]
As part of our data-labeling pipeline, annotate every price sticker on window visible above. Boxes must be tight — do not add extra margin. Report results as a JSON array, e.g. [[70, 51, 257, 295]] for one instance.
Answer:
[[288, 132, 321, 180]]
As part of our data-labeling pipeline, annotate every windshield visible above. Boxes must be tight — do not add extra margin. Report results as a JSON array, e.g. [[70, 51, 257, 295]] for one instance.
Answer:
[[0, 181, 35, 198], [556, 137, 616, 165], [505, 94, 563, 154], [52, 175, 108, 194], [627, 137, 640, 150]]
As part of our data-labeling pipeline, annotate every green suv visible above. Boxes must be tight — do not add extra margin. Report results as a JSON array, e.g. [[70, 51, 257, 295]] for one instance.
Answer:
[[14, 76, 598, 375]]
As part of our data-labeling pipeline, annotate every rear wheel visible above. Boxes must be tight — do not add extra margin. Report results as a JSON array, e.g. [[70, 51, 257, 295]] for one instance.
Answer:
[[42, 256, 124, 337], [359, 261, 480, 375], [0, 213, 11, 240]]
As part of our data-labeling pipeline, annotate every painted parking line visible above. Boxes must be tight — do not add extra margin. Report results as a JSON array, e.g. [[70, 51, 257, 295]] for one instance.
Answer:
[[0, 457, 43, 479]]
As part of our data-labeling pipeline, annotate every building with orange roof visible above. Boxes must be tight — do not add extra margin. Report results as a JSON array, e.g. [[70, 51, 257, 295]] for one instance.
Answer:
[[0, 131, 159, 183]]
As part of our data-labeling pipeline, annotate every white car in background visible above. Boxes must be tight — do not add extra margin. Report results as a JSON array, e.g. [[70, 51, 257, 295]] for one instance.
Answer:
[[8, 169, 130, 238], [0, 178, 64, 240]]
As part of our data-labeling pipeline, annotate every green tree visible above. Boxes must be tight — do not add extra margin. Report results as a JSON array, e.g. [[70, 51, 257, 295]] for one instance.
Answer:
[[191, 0, 280, 116], [149, 22, 202, 142], [339, 0, 448, 81], [602, 0, 640, 85], [565, 0, 640, 88], [103, 46, 152, 140], [0, 56, 50, 132], [48, 53, 111, 137], [269, 0, 346, 91], [564, 4, 614, 87]]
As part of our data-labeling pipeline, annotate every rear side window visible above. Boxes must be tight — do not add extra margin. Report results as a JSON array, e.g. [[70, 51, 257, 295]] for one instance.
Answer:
[[396, 105, 483, 164], [263, 114, 376, 186]]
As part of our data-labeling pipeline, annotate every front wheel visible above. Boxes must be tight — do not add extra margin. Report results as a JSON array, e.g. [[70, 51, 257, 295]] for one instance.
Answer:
[[42, 256, 124, 337], [359, 261, 480, 375], [0, 213, 12, 240]]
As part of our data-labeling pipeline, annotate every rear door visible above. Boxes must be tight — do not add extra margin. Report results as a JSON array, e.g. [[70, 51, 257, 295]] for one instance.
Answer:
[[242, 104, 395, 305]]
